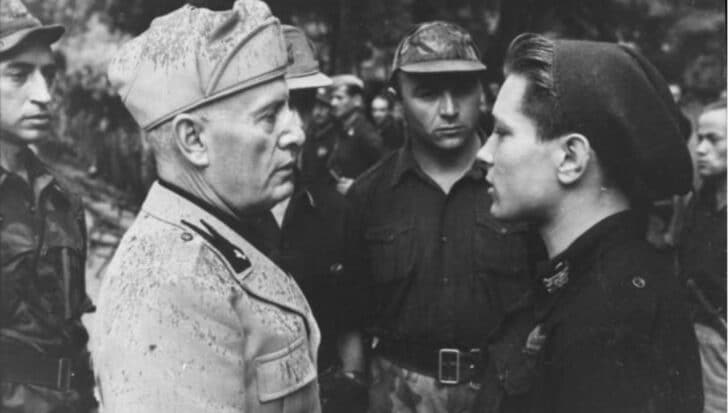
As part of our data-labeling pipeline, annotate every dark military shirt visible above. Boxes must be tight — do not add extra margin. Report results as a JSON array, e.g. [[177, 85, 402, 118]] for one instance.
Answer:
[[678, 186, 727, 327], [346, 147, 539, 349], [238, 181, 353, 369], [327, 110, 384, 179], [0, 149, 95, 410], [531, 211, 703, 413], [0, 150, 92, 353]]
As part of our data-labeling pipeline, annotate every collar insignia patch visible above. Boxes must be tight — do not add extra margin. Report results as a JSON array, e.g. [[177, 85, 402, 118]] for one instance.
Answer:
[[543, 261, 569, 294], [182, 218, 251, 273]]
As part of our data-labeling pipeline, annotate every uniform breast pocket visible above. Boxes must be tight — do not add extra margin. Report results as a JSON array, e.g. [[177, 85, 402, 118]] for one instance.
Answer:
[[474, 213, 531, 312], [255, 336, 317, 403], [364, 222, 416, 285]]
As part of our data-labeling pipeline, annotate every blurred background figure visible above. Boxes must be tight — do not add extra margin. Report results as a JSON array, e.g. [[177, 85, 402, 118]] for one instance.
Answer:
[[238, 24, 369, 413], [327, 74, 384, 194], [678, 99, 727, 413], [370, 92, 404, 152], [300, 87, 340, 185]]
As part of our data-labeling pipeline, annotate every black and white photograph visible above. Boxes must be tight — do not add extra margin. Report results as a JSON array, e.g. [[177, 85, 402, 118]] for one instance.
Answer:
[[0, 0, 725, 412]]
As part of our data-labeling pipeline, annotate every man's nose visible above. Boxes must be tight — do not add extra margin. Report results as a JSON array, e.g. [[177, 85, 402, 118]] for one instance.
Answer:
[[439, 91, 458, 119], [695, 138, 709, 156], [477, 134, 495, 165], [28, 70, 52, 105], [279, 107, 306, 149]]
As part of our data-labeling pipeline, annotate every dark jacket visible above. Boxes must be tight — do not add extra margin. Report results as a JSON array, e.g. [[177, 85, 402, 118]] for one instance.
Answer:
[[328, 110, 384, 179], [528, 211, 703, 413], [345, 147, 540, 354], [0, 149, 95, 412], [678, 185, 727, 330]]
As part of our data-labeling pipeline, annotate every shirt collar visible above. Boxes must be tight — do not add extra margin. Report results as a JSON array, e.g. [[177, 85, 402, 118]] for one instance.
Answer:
[[389, 145, 487, 188], [538, 210, 644, 290], [0, 147, 58, 198]]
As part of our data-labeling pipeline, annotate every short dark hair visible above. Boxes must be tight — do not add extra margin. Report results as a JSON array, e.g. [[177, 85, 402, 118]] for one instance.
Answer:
[[503, 33, 566, 141]]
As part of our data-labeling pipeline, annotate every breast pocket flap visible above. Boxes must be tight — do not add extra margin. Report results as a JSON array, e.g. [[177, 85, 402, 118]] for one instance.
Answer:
[[255, 336, 317, 402]]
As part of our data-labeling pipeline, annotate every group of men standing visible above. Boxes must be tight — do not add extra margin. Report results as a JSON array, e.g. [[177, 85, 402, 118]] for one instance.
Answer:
[[0, 0, 724, 413]]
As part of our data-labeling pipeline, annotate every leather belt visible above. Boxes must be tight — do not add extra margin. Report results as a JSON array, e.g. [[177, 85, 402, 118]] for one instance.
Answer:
[[0, 350, 74, 391], [372, 337, 485, 384]]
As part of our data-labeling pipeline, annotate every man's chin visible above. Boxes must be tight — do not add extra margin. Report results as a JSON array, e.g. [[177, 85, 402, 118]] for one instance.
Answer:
[[1, 129, 47, 145], [270, 181, 295, 204]]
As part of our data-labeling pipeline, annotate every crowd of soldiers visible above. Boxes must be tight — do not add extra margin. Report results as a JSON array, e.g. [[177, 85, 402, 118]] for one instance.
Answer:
[[0, 0, 725, 412]]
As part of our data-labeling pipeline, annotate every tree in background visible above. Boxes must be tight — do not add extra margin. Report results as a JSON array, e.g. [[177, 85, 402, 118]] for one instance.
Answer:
[[21, 0, 725, 202]]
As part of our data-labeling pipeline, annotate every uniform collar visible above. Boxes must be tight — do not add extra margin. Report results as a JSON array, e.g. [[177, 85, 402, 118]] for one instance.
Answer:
[[0, 147, 59, 201], [157, 179, 249, 240], [341, 109, 364, 131], [389, 144, 486, 188], [537, 210, 643, 293], [534, 210, 644, 322]]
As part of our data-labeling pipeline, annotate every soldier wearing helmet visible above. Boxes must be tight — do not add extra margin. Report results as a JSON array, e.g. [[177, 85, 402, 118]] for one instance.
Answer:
[[345, 21, 541, 412]]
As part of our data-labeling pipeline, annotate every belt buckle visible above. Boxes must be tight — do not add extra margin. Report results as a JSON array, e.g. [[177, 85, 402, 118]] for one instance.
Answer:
[[438, 348, 460, 384], [56, 358, 72, 392]]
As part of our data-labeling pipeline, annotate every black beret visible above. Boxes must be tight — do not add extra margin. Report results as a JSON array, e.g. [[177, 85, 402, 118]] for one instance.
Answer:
[[552, 40, 693, 199]]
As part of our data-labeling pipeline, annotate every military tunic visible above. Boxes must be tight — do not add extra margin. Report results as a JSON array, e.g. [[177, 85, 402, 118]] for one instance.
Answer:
[[0, 149, 95, 412], [529, 211, 703, 413], [93, 181, 321, 413]]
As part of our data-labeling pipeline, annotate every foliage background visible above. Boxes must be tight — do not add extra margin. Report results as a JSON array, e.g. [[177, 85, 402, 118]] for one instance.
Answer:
[[23, 0, 726, 203]]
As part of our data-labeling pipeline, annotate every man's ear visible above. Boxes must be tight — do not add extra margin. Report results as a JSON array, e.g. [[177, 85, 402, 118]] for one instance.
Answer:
[[556, 133, 591, 185], [172, 113, 209, 167]]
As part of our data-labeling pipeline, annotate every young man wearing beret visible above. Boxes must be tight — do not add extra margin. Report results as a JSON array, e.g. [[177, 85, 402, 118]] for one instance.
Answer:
[[93, 2, 321, 412], [346, 22, 540, 412], [0, 1, 96, 411], [478, 33, 703, 412]]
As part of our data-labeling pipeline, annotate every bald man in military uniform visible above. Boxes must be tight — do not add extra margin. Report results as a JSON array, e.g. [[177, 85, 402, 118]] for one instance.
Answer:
[[93, 2, 321, 412]]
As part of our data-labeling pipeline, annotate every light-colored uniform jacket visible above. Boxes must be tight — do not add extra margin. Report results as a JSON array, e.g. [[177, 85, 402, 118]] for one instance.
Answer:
[[93, 182, 321, 412]]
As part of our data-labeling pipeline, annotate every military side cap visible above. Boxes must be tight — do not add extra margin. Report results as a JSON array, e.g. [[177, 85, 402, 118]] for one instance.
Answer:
[[283, 25, 331, 90], [331, 74, 364, 90], [391, 21, 486, 78], [552, 39, 693, 199], [108, 0, 287, 131], [0, 0, 64, 54]]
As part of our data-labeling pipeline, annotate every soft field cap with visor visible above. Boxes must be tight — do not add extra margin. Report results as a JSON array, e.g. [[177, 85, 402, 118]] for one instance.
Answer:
[[283, 25, 331, 91], [0, 0, 64, 54], [390, 21, 486, 80], [108, 0, 288, 131]]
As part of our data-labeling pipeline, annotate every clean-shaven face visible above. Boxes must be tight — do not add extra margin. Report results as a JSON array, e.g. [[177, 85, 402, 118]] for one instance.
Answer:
[[203, 78, 304, 213], [0, 42, 57, 144], [477, 74, 559, 221], [695, 107, 727, 178], [398, 71, 482, 153]]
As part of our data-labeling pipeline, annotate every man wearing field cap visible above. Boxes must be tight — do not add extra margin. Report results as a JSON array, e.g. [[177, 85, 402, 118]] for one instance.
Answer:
[[478, 33, 702, 412], [345, 22, 540, 412], [328, 73, 384, 194], [93, 2, 321, 412], [0, 1, 97, 412]]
